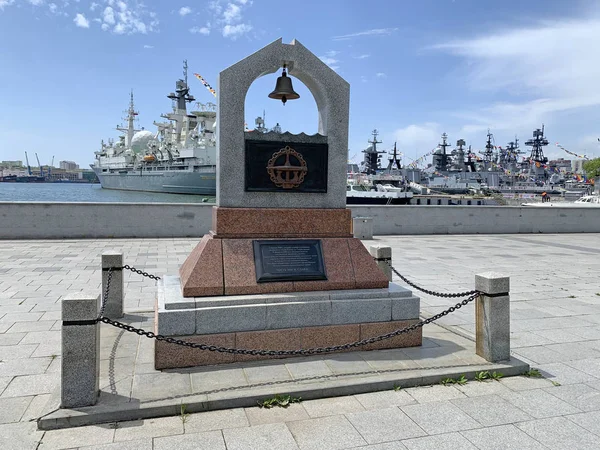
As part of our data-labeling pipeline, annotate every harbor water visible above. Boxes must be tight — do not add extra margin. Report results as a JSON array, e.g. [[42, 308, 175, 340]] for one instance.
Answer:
[[0, 183, 216, 203]]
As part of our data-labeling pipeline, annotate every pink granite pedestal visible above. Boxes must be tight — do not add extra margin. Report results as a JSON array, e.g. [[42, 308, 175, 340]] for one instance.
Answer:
[[159, 206, 421, 370], [179, 207, 388, 297]]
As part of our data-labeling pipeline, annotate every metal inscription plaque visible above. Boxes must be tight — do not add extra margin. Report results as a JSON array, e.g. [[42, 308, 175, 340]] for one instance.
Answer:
[[253, 240, 327, 282], [245, 140, 328, 192]]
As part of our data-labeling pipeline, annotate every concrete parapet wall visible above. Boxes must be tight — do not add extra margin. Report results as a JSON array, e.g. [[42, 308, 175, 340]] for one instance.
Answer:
[[359, 205, 600, 235], [0, 202, 211, 239], [2, 202, 600, 239]]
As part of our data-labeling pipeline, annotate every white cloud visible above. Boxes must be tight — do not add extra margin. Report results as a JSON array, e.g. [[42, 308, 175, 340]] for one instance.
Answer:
[[48, 2, 57, 13], [376, 72, 386, 78], [319, 55, 339, 70], [28, 0, 45, 6], [354, 54, 370, 59], [97, 1, 158, 35], [143, 44, 153, 48], [0, 0, 15, 10], [90, 2, 99, 11], [360, 75, 368, 83], [222, 23, 251, 39], [179, 6, 191, 16], [393, 123, 442, 157], [190, 25, 210, 35], [223, 3, 241, 23], [204, 0, 253, 39], [333, 28, 398, 41], [73, 12, 89, 28], [433, 15, 600, 136], [103, 6, 115, 24]]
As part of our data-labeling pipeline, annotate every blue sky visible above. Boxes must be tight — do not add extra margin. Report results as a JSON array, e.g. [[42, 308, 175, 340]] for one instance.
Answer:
[[1, 0, 599, 168]]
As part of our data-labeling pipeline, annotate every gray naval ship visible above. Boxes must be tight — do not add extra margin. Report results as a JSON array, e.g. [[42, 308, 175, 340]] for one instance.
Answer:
[[92, 62, 217, 195]]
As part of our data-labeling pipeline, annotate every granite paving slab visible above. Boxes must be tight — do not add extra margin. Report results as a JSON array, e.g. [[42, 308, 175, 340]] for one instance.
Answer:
[[38, 316, 527, 429], [3, 234, 600, 449]]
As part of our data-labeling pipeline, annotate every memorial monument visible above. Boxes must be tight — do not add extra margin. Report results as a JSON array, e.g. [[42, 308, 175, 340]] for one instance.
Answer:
[[155, 38, 421, 369]]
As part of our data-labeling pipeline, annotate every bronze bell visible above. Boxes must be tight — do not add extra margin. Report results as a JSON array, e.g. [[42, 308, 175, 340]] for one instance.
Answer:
[[268, 64, 300, 105]]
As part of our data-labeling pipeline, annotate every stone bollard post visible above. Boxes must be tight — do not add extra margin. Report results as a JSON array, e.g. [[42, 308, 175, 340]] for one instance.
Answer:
[[102, 251, 124, 319], [61, 292, 100, 408], [353, 217, 374, 239], [369, 245, 392, 282], [475, 272, 510, 362]]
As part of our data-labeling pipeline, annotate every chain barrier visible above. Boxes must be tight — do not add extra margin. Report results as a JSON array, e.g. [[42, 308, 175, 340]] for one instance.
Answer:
[[97, 264, 480, 356], [122, 264, 162, 281], [99, 268, 113, 320], [384, 260, 478, 298]]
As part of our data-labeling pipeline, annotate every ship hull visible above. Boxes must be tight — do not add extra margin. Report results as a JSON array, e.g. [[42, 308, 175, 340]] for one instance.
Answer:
[[93, 168, 216, 195]]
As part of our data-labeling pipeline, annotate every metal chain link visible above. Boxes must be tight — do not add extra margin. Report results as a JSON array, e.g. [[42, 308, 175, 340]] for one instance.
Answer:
[[384, 261, 478, 298], [96, 270, 480, 355], [99, 268, 113, 320], [122, 264, 161, 280]]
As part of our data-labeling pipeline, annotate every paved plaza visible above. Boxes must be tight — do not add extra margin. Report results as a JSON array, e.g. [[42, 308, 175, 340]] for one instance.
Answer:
[[1, 234, 600, 449]]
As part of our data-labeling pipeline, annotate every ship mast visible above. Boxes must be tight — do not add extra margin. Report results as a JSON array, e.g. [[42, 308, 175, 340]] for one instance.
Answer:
[[166, 60, 196, 143], [362, 129, 386, 175], [116, 90, 139, 148], [525, 125, 549, 179], [454, 139, 466, 171], [386, 142, 402, 171], [482, 130, 494, 163], [435, 132, 451, 171]]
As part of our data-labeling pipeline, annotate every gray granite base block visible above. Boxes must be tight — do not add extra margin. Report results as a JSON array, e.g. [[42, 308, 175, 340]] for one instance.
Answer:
[[475, 272, 509, 295], [266, 301, 331, 329], [102, 252, 124, 319], [368, 245, 391, 260], [392, 296, 420, 321], [476, 294, 510, 362], [102, 269, 123, 319], [156, 309, 195, 336], [156, 278, 421, 336], [62, 293, 100, 321], [197, 304, 267, 334], [61, 324, 100, 408], [101, 251, 123, 269], [332, 298, 391, 325], [163, 278, 195, 310]]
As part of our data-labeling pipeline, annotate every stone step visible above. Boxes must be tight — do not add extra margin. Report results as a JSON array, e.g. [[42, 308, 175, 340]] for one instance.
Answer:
[[157, 277, 420, 336]]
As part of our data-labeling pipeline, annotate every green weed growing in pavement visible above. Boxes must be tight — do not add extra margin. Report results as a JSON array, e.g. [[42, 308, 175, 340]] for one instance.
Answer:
[[596, 293, 600, 297], [552, 381, 562, 386], [523, 368, 543, 378], [455, 375, 468, 385], [441, 375, 468, 386], [179, 403, 190, 424], [475, 371, 490, 382], [258, 394, 301, 409], [393, 384, 403, 391], [490, 371, 503, 381], [568, 295, 576, 299]]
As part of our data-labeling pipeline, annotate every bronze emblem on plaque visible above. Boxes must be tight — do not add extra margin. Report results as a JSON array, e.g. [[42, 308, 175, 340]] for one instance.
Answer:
[[266, 146, 308, 189]]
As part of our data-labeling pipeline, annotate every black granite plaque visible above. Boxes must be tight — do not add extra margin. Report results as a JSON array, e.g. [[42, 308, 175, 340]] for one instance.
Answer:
[[253, 240, 327, 282], [245, 140, 328, 192]]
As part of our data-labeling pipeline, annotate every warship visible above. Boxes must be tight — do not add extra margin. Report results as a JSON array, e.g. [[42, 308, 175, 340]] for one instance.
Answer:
[[92, 62, 217, 195], [349, 126, 593, 204]]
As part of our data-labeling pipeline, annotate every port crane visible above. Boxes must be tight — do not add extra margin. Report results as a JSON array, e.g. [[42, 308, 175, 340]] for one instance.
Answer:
[[24, 152, 32, 176], [35, 153, 44, 178]]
